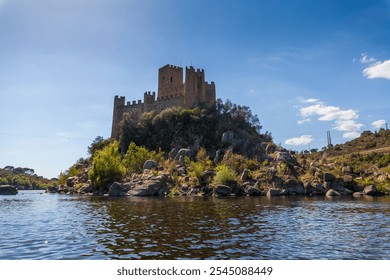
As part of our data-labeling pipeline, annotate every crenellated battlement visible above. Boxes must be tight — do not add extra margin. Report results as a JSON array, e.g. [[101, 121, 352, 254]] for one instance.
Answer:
[[111, 64, 216, 139]]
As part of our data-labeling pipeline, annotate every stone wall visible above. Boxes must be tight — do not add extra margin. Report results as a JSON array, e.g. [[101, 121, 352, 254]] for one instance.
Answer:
[[111, 64, 216, 139]]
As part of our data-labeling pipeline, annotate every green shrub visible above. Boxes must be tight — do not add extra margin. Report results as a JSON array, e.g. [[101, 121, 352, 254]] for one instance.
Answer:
[[122, 142, 163, 174], [212, 164, 237, 186], [88, 141, 125, 192]]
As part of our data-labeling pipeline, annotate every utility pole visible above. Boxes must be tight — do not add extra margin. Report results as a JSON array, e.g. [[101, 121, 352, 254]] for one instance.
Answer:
[[327, 131, 332, 147], [386, 122, 388, 130]]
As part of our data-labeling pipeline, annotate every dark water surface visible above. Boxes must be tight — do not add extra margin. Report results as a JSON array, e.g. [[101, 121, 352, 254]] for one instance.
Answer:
[[1, 190, 389, 259]]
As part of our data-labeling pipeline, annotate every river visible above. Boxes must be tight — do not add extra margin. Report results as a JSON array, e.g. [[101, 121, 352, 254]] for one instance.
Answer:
[[0, 190, 389, 259]]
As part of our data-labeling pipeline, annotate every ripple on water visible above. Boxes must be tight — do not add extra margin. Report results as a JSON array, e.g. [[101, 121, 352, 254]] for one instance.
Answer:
[[1, 192, 390, 259]]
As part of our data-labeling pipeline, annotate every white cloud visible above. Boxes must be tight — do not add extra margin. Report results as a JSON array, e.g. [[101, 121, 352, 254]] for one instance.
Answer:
[[360, 53, 376, 64], [372, 119, 386, 129], [298, 118, 311, 125], [297, 98, 363, 139], [343, 131, 361, 139], [363, 60, 390, 80], [285, 135, 313, 146]]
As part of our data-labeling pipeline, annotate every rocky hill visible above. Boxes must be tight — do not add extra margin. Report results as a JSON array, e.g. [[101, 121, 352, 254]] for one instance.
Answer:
[[49, 102, 390, 198]]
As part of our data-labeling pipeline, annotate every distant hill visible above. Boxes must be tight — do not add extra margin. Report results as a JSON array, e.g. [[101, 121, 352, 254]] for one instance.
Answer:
[[0, 166, 57, 190], [326, 129, 390, 157]]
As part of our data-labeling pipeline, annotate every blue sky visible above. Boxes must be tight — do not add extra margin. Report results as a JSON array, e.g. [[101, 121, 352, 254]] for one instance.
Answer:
[[1, 0, 389, 178]]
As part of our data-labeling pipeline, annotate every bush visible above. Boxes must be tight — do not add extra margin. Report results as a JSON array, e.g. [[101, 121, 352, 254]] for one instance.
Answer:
[[122, 142, 163, 174], [212, 164, 237, 186], [88, 141, 125, 192]]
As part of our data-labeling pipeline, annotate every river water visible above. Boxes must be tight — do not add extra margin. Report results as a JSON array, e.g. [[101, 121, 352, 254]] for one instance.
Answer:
[[0, 190, 389, 260]]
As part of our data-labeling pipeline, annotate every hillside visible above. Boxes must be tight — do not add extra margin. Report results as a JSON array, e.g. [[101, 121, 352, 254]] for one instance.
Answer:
[[49, 103, 390, 198], [0, 166, 57, 190]]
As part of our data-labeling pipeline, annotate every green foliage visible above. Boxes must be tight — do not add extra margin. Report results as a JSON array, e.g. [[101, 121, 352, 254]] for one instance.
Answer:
[[88, 136, 112, 156], [88, 141, 125, 192], [212, 164, 237, 186], [118, 99, 272, 158], [122, 142, 163, 174], [185, 157, 204, 182], [0, 166, 55, 189]]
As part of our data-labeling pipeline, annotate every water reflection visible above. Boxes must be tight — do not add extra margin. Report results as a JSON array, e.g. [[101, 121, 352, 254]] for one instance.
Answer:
[[1, 191, 390, 259]]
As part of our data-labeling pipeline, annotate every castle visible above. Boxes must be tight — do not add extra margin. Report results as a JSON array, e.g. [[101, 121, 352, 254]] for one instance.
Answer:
[[111, 64, 216, 139]]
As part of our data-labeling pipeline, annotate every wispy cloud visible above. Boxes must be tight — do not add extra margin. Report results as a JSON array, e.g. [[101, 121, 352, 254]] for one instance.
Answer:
[[372, 119, 386, 129], [297, 98, 363, 139], [285, 135, 313, 146], [359, 53, 390, 80]]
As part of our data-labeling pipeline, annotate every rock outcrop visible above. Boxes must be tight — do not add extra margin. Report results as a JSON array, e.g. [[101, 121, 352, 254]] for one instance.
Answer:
[[0, 185, 18, 195]]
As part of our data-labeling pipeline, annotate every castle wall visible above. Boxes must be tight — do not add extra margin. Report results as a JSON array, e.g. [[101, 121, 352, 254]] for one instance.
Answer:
[[158, 65, 184, 99], [111, 64, 216, 139]]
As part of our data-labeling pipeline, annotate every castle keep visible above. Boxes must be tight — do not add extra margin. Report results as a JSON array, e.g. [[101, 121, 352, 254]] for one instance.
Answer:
[[111, 64, 216, 139]]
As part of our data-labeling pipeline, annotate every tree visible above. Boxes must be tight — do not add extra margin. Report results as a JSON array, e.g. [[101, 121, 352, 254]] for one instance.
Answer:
[[88, 141, 125, 192]]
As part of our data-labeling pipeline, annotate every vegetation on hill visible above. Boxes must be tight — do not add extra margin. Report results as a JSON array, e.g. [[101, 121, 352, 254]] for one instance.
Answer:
[[0, 166, 57, 189], [53, 99, 389, 197]]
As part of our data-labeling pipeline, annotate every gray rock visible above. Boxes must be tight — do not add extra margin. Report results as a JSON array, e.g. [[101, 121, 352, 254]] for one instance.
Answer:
[[174, 149, 192, 161], [363, 185, 377, 196], [326, 189, 341, 197], [46, 186, 59, 193], [215, 185, 231, 196], [247, 187, 263, 196], [0, 185, 18, 195], [267, 188, 282, 197], [127, 175, 168, 196], [331, 179, 347, 193], [221, 131, 234, 144], [143, 160, 158, 170], [324, 173, 336, 182], [353, 192, 364, 197], [287, 184, 305, 195], [353, 185, 364, 192], [79, 184, 92, 194], [342, 166, 353, 174], [108, 182, 125, 197], [66, 176, 78, 188]]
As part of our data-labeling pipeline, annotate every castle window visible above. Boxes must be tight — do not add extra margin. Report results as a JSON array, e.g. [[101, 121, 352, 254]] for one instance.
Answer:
[[171, 77, 173, 83]]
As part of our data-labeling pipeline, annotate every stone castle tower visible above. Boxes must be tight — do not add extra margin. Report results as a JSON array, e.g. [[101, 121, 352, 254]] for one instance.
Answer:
[[111, 64, 216, 139]]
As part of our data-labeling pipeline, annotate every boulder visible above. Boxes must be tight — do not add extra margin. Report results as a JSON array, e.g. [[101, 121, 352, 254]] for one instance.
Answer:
[[46, 186, 59, 193], [215, 185, 231, 197], [221, 131, 234, 144], [363, 185, 377, 196], [66, 176, 78, 188], [267, 188, 283, 197], [353, 185, 365, 192], [108, 182, 126, 197], [341, 166, 353, 174], [331, 179, 347, 193], [342, 175, 354, 189], [78, 184, 93, 194], [174, 149, 192, 161], [353, 192, 364, 197], [232, 185, 246, 196], [324, 173, 336, 182], [127, 174, 168, 196], [240, 169, 250, 181], [287, 184, 305, 195], [0, 185, 18, 195], [143, 160, 158, 170], [326, 189, 341, 197], [247, 187, 263, 196]]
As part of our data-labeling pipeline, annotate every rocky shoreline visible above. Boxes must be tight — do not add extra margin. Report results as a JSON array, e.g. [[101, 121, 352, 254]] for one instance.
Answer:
[[46, 148, 389, 198]]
